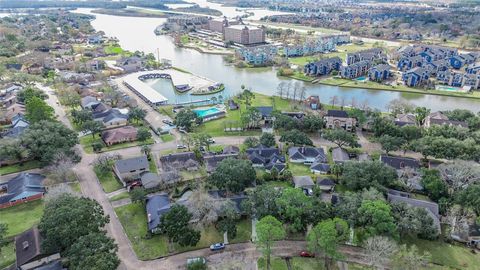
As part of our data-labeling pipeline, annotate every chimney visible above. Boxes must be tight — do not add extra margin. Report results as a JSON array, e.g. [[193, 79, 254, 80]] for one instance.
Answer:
[[22, 241, 29, 250], [147, 213, 151, 223]]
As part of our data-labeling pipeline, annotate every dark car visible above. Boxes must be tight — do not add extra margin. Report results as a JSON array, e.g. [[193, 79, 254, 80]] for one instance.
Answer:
[[209, 242, 225, 251], [299, 251, 315, 257]]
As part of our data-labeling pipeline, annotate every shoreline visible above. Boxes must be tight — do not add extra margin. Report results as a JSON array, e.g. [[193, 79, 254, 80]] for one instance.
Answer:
[[181, 44, 234, 56]]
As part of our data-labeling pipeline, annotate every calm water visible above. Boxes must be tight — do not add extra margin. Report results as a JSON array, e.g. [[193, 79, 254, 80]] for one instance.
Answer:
[[74, 8, 480, 112]]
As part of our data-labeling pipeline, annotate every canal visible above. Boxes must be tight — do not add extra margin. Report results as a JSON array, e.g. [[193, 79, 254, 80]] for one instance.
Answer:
[[75, 8, 480, 112]]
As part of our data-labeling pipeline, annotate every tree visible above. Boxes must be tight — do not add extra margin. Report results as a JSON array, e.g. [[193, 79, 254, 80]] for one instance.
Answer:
[[372, 116, 400, 138], [280, 129, 313, 146], [364, 236, 398, 270], [276, 187, 312, 232], [378, 135, 405, 155], [455, 184, 480, 215], [341, 161, 397, 191], [387, 98, 414, 116], [259, 132, 275, 147], [323, 129, 359, 149], [393, 245, 431, 270], [21, 120, 78, 163], [137, 127, 152, 142], [0, 138, 29, 164], [45, 153, 75, 184], [357, 200, 398, 239], [0, 223, 7, 255], [158, 205, 200, 247], [255, 216, 286, 270], [330, 96, 338, 107], [175, 109, 200, 132], [16, 86, 47, 103], [414, 107, 430, 125], [39, 194, 109, 253], [71, 109, 93, 125], [217, 201, 240, 239], [241, 107, 261, 129], [193, 133, 213, 150], [391, 203, 439, 240], [67, 232, 119, 270], [128, 107, 146, 124], [208, 158, 255, 193], [141, 144, 152, 157], [130, 187, 147, 204], [242, 185, 282, 219], [183, 189, 228, 228], [82, 120, 103, 138], [307, 218, 349, 270], [181, 134, 195, 151], [25, 96, 55, 123], [244, 136, 260, 148], [420, 169, 448, 202], [438, 160, 480, 194], [331, 163, 343, 180], [302, 115, 323, 133]]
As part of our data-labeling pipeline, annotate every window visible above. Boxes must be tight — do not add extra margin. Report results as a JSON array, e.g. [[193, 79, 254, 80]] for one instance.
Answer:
[[400, 162, 405, 169]]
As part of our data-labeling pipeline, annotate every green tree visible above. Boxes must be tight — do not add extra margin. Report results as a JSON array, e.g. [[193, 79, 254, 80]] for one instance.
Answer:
[[307, 218, 349, 270], [241, 107, 261, 129], [71, 109, 93, 125], [255, 216, 286, 270], [82, 120, 103, 138], [174, 109, 201, 132], [208, 158, 256, 193], [420, 169, 448, 202], [455, 184, 480, 215], [393, 245, 431, 270], [276, 187, 312, 232], [193, 133, 213, 150], [67, 232, 119, 270], [128, 107, 146, 124], [358, 200, 398, 239], [137, 127, 152, 142], [330, 163, 343, 180], [0, 139, 29, 164], [341, 161, 397, 191], [0, 223, 7, 254], [39, 194, 109, 253], [244, 136, 259, 148], [16, 87, 47, 103], [302, 115, 324, 133], [181, 134, 195, 151], [391, 203, 439, 240], [158, 205, 200, 247], [280, 129, 313, 146], [259, 132, 275, 147], [241, 185, 282, 219], [130, 187, 147, 204], [25, 96, 55, 123], [414, 107, 430, 125], [323, 129, 359, 149], [378, 135, 405, 155], [21, 121, 78, 163]]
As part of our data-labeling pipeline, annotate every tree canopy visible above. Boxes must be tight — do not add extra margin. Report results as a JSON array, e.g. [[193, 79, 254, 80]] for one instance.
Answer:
[[67, 232, 119, 270], [358, 200, 398, 239], [279, 129, 313, 146], [323, 128, 359, 149], [341, 161, 397, 191], [208, 158, 256, 193], [25, 96, 55, 123], [255, 215, 286, 270], [174, 109, 201, 132], [158, 204, 200, 247]]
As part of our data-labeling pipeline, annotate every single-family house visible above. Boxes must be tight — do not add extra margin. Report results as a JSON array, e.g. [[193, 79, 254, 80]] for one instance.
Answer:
[[116, 56, 145, 73], [394, 113, 417, 126], [146, 193, 172, 233], [332, 147, 350, 164], [324, 110, 356, 131], [293, 175, 314, 189], [246, 145, 285, 170], [304, 95, 320, 110], [159, 152, 199, 171], [424, 111, 468, 128], [113, 156, 149, 186], [310, 161, 330, 174], [255, 106, 275, 127], [140, 172, 162, 190], [0, 173, 46, 209], [101, 126, 138, 146], [317, 178, 335, 192], [93, 108, 129, 127], [207, 190, 247, 215], [4, 116, 29, 138], [288, 146, 327, 164], [222, 145, 240, 155], [368, 64, 391, 82], [80, 95, 100, 109], [14, 227, 62, 270], [204, 153, 238, 173]]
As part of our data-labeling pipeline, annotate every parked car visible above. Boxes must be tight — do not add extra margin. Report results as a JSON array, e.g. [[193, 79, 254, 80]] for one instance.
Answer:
[[177, 144, 187, 149], [178, 128, 188, 134], [299, 251, 314, 257], [209, 242, 225, 251], [207, 138, 215, 144], [186, 257, 206, 269]]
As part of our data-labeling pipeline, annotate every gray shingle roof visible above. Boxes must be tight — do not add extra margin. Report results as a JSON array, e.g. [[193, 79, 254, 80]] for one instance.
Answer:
[[146, 194, 171, 231], [114, 156, 149, 174], [380, 155, 420, 170], [293, 176, 314, 188], [0, 173, 45, 204]]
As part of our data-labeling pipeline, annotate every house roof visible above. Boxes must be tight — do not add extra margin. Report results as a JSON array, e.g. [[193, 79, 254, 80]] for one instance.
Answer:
[[34, 260, 64, 270], [205, 154, 238, 172], [207, 190, 247, 214], [380, 155, 420, 170], [332, 147, 350, 162], [103, 109, 129, 123], [395, 114, 416, 124], [293, 176, 314, 188], [288, 147, 327, 162], [317, 178, 335, 186], [159, 152, 197, 165], [0, 173, 45, 204], [265, 162, 286, 172], [255, 106, 273, 117], [223, 145, 240, 154], [15, 227, 43, 267], [101, 126, 137, 143], [140, 172, 161, 189], [80, 96, 98, 108], [310, 162, 330, 172], [91, 102, 110, 113], [387, 192, 439, 218], [326, 110, 349, 118], [428, 111, 449, 120], [114, 156, 149, 174], [146, 194, 171, 231]]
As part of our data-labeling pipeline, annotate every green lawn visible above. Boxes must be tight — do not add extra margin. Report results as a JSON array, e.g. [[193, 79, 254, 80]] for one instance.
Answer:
[[258, 257, 288, 270], [80, 135, 154, 154], [69, 181, 82, 194], [288, 163, 312, 176], [160, 134, 174, 142], [264, 180, 292, 189], [403, 237, 480, 270], [0, 241, 15, 269], [0, 200, 44, 238], [104, 45, 124, 55], [148, 155, 158, 173], [0, 160, 42, 176], [291, 258, 325, 270], [180, 170, 206, 181], [93, 166, 123, 193], [229, 218, 252, 244], [109, 192, 130, 202]]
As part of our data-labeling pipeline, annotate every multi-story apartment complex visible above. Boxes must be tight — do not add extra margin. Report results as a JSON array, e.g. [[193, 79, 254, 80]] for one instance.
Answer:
[[224, 25, 265, 45], [208, 17, 241, 34], [237, 45, 278, 66]]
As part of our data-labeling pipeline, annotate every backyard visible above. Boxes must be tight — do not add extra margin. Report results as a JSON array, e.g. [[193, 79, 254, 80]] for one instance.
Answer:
[[114, 203, 252, 260], [0, 241, 15, 270], [0, 199, 45, 238], [0, 160, 42, 175], [94, 164, 123, 193]]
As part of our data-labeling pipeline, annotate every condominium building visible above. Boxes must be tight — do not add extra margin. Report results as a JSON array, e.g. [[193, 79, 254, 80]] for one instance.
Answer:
[[224, 25, 265, 45]]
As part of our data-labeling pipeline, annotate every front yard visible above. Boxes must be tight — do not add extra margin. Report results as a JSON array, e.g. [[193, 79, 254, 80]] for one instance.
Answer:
[[93, 165, 123, 193], [0, 160, 42, 175], [0, 200, 44, 238], [80, 135, 154, 154], [114, 203, 252, 260]]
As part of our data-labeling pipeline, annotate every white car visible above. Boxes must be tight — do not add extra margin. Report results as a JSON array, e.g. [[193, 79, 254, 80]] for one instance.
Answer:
[[177, 144, 187, 149]]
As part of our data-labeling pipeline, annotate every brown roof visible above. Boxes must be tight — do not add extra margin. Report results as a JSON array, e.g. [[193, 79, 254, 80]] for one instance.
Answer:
[[101, 126, 137, 144], [15, 227, 42, 267]]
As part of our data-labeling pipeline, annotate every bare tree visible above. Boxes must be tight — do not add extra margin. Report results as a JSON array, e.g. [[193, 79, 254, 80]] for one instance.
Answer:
[[445, 205, 476, 236], [364, 236, 398, 270], [351, 97, 357, 108], [298, 86, 307, 103], [44, 153, 75, 185], [330, 95, 338, 107], [183, 189, 227, 229], [361, 100, 370, 111], [340, 96, 346, 110], [44, 184, 78, 202], [398, 167, 421, 193], [438, 160, 480, 193], [285, 81, 292, 100], [276, 82, 287, 99], [387, 98, 415, 116]]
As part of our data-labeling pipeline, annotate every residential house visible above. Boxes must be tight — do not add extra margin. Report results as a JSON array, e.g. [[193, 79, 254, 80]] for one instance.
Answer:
[[293, 175, 314, 190], [91, 102, 111, 114], [116, 56, 145, 73], [0, 173, 46, 209], [255, 106, 275, 128], [281, 111, 305, 120], [380, 155, 421, 190], [340, 60, 372, 79], [204, 153, 238, 173], [387, 189, 441, 233], [451, 222, 480, 247], [304, 95, 320, 110], [228, 99, 239, 110], [332, 147, 350, 164], [288, 146, 327, 164], [0, 103, 25, 124], [93, 108, 129, 127], [101, 126, 138, 146], [80, 95, 100, 109], [317, 178, 335, 192], [207, 190, 247, 215], [424, 111, 468, 128], [140, 172, 162, 190], [4, 115, 29, 138], [113, 156, 149, 186], [402, 67, 430, 87], [394, 113, 417, 126], [58, 71, 94, 84], [14, 227, 62, 270], [304, 57, 342, 76], [368, 64, 391, 82], [159, 152, 199, 171], [223, 145, 240, 155], [346, 48, 384, 65], [310, 161, 330, 174], [146, 193, 172, 233], [324, 110, 356, 131], [246, 145, 285, 172]]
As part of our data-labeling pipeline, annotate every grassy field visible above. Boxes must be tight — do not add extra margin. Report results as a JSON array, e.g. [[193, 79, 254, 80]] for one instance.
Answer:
[[80, 135, 154, 154], [93, 166, 123, 193], [0, 160, 42, 176], [104, 45, 124, 55], [69, 181, 82, 193], [115, 203, 251, 260], [403, 238, 480, 270], [160, 134, 174, 142], [109, 192, 130, 202], [258, 257, 288, 270], [0, 241, 15, 269], [288, 163, 312, 176], [229, 218, 252, 244], [0, 200, 44, 238], [291, 258, 325, 270]]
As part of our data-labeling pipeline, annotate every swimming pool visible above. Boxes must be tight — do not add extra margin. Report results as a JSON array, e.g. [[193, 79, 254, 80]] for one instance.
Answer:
[[194, 107, 222, 118]]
